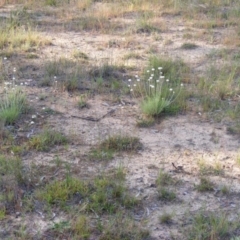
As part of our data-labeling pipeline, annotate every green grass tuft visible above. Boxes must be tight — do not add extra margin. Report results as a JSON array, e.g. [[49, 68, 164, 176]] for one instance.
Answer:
[[187, 212, 239, 240], [181, 43, 198, 50], [28, 129, 68, 151], [195, 177, 215, 192], [99, 135, 142, 152], [157, 187, 176, 202], [0, 88, 27, 125], [159, 212, 173, 224], [36, 177, 87, 205]]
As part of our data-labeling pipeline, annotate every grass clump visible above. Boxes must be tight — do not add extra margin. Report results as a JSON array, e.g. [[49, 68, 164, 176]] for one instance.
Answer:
[[77, 95, 88, 109], [156, 171, 178, 202], [0, 155, 25, 214], [91, 63, 126, 79], [72, 215, 90, 239], [0, 88, 27, 125], [198, 160, 224, 176], [197, 64, 240, 120], [0, 155, 23, 184], [72, 50, 89, 60], [156, 170, 176, 186], [37, 168, 138, 214], [45, 0, 57, 6], [28, 129, 68, 151], [159, 212, 173, 224], [181, 43, 198, 50], [157, 187, 176, 202], [36, 176, 87, 205], [88, 149, 114, 161], [187, 212, 238, 240], [88, 176, 138, 214], [227, 124, 240, 135], [128, 56, 188, 117], [99, 214, 150, 240], [136, 117, 155, 128], [195, 177, 215, 192], [0, 18, 50, 52], [220, 185, 230, 195], [99, 135, 142, 152]]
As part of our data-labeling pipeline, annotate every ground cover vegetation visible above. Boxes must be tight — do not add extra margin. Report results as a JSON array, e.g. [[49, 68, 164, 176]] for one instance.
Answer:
[[1, 0, 240, 239]]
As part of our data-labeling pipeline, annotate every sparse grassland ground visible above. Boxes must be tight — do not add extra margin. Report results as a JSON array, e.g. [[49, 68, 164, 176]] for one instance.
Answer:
[[1, 0, 240, 239]]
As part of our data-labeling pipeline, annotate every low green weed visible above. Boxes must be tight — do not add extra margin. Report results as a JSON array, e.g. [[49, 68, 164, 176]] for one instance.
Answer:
[[136, 117, 155, 128], [156, 170, 176, 186], [36, 169, 138, 214], [157, 187, 176, 202], [28, 129, 68, 151], [181, 43, 198, 50], [99, 214, 150, 240], [72, 50, 89, 60], [0, 155, 25, 214], [0, 208, 6, 220], [198, 160, 224, 176], [36, 177, 87, 205], [88, 176, 138, 214], [88, 149, 114, 161], [159, 212, 173, 224], [72, 215, 90, 238], [99, 135, 142, 152], [77, 95, 88, 109], [220, 185, 230, 195]]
